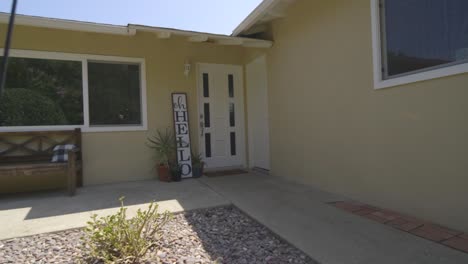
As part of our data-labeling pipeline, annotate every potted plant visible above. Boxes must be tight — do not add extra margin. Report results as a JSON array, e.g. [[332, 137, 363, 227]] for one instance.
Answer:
[[191, 152, 205, 178], [147, 129, 175, 182], [170, 162, 182, 182]]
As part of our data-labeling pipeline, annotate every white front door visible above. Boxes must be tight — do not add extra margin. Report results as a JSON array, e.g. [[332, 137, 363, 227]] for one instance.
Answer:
[[197, 64, 245, 169]]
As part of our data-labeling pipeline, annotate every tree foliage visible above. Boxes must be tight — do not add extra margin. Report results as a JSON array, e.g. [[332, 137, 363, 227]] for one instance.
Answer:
[[0, 57, 83, 126], [0, 88, 68, 126]]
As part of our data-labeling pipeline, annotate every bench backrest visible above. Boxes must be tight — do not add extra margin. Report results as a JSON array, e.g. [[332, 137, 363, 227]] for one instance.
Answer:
[[0, 128, 82, 164]]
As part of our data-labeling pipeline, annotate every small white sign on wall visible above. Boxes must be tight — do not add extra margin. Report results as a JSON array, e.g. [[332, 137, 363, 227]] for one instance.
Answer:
[[172, 93, 192, 178]]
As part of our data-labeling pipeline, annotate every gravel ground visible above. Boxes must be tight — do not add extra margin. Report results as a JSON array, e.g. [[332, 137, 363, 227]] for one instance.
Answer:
[[0, 206, 316, 264]]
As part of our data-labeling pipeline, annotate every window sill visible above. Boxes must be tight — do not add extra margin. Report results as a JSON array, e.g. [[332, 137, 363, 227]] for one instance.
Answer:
[[0, 125, 148, 133], [83, 125, 148, 133], [374, 62, 468, 90]]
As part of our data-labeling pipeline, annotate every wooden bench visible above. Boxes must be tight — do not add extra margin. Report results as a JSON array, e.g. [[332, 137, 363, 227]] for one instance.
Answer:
[[0, 128, 82, 196]]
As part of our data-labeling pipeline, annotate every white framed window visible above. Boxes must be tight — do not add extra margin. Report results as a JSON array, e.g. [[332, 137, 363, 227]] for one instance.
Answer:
[[371, 0, 468, 89], [0, 49, 147, 132]]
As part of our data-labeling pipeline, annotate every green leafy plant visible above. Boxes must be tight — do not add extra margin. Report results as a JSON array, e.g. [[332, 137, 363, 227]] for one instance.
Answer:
[[81, 197, 172, 264], [146, 129, 176, 167], [191, 152, 204, 168], [191, 152, 205, 178]]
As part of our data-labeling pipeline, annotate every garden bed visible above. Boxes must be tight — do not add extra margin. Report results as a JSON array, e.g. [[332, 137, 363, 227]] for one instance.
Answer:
[[0, 206, 316, 264]]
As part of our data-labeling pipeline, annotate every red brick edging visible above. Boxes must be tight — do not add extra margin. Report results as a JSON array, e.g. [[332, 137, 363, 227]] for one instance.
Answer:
[[329, 201, 468, 254]]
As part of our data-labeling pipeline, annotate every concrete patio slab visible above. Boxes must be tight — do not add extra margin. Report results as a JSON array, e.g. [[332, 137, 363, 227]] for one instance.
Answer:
[[200, 172, 468, 264], [2, 172, 468, 264], [0, 179, 229, 240]]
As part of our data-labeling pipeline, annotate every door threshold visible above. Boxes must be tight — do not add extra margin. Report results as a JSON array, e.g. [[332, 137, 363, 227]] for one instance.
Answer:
[[204, 168, 249, 178], [203, 166, 246, 173], [252, 167, 270, 175]]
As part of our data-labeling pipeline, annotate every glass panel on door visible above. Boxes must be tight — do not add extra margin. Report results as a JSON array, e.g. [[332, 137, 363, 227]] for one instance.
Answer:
[[229, 103, 235, 127], [205, 133, 212, 158], [230, 132, 236, 156], [204, 103, 210, 128], [203, 73, 209, 98], [228, 74, 234, 98]]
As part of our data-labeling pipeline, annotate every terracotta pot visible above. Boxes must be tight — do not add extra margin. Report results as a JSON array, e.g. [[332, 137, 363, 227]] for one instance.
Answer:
[[157, 165, 171, 182]]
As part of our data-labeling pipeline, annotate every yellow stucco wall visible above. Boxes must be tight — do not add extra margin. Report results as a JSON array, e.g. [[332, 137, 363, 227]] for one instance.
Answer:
[[0, 24, 248, 188], [266, 0, 468, 232]]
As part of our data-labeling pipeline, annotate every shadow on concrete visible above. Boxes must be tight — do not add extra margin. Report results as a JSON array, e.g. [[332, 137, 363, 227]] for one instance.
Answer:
[[0, 179, 227, 220]]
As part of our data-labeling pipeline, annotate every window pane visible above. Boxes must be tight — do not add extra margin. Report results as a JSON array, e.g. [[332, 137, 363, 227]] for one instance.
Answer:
[[204, 103, 211, 128], [229, 103, 235, 127], [0, 57, 83, 126], [88, 62, 141, 126], [203, 73, 209, 98], [205, 133, 212, 158], [230, 132, 236, 156], [383, 0, 468, 77], [228, 74, 234, 98]]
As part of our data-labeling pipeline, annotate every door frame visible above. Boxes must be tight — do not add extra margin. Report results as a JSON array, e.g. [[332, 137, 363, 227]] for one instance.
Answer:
[[246, 55, 270, 171], [196, 63, 247, 170]]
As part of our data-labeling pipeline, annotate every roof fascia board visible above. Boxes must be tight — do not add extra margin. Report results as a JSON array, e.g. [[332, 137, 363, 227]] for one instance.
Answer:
[[0, 13, 134, 36], [232, 0, 278, 36]]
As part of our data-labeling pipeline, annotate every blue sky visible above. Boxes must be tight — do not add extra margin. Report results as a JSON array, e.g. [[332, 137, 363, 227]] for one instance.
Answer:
[[0, 0, 263, 35]]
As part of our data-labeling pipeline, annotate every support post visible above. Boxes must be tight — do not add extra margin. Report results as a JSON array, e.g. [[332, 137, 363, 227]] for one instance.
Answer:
[[67, 150, 77, 196], [0, 0, 18, 95]]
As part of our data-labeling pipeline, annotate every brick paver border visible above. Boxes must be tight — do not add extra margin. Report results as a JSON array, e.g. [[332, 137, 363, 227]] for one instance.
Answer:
[[329, 201, 468, 254]]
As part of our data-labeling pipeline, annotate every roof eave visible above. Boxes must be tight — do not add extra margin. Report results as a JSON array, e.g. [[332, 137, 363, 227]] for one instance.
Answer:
[[0, 13, 273, 48], [129, 24, 273, 48], [232, 0, 278, 37], [232, 0, 295, 37]]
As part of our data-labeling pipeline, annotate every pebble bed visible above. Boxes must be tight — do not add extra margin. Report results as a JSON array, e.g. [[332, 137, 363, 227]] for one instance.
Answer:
[[0, 206, 316, 264]]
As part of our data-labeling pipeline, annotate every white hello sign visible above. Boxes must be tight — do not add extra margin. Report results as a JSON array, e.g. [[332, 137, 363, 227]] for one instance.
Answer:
[[172, 93, 192, 178]]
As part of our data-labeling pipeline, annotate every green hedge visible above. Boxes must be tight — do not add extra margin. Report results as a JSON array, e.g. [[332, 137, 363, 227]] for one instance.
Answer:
[[0, 88, 68, 126]]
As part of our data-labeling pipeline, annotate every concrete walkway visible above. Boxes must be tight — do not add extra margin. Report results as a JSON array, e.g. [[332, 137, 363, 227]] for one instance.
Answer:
[[200, 173, 468, 264], [0, 179, 229, 240], [1, 173, 468, 263]]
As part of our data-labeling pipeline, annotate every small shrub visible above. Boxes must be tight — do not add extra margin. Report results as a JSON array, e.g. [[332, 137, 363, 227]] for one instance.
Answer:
[[81, 197, 172, 264]]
